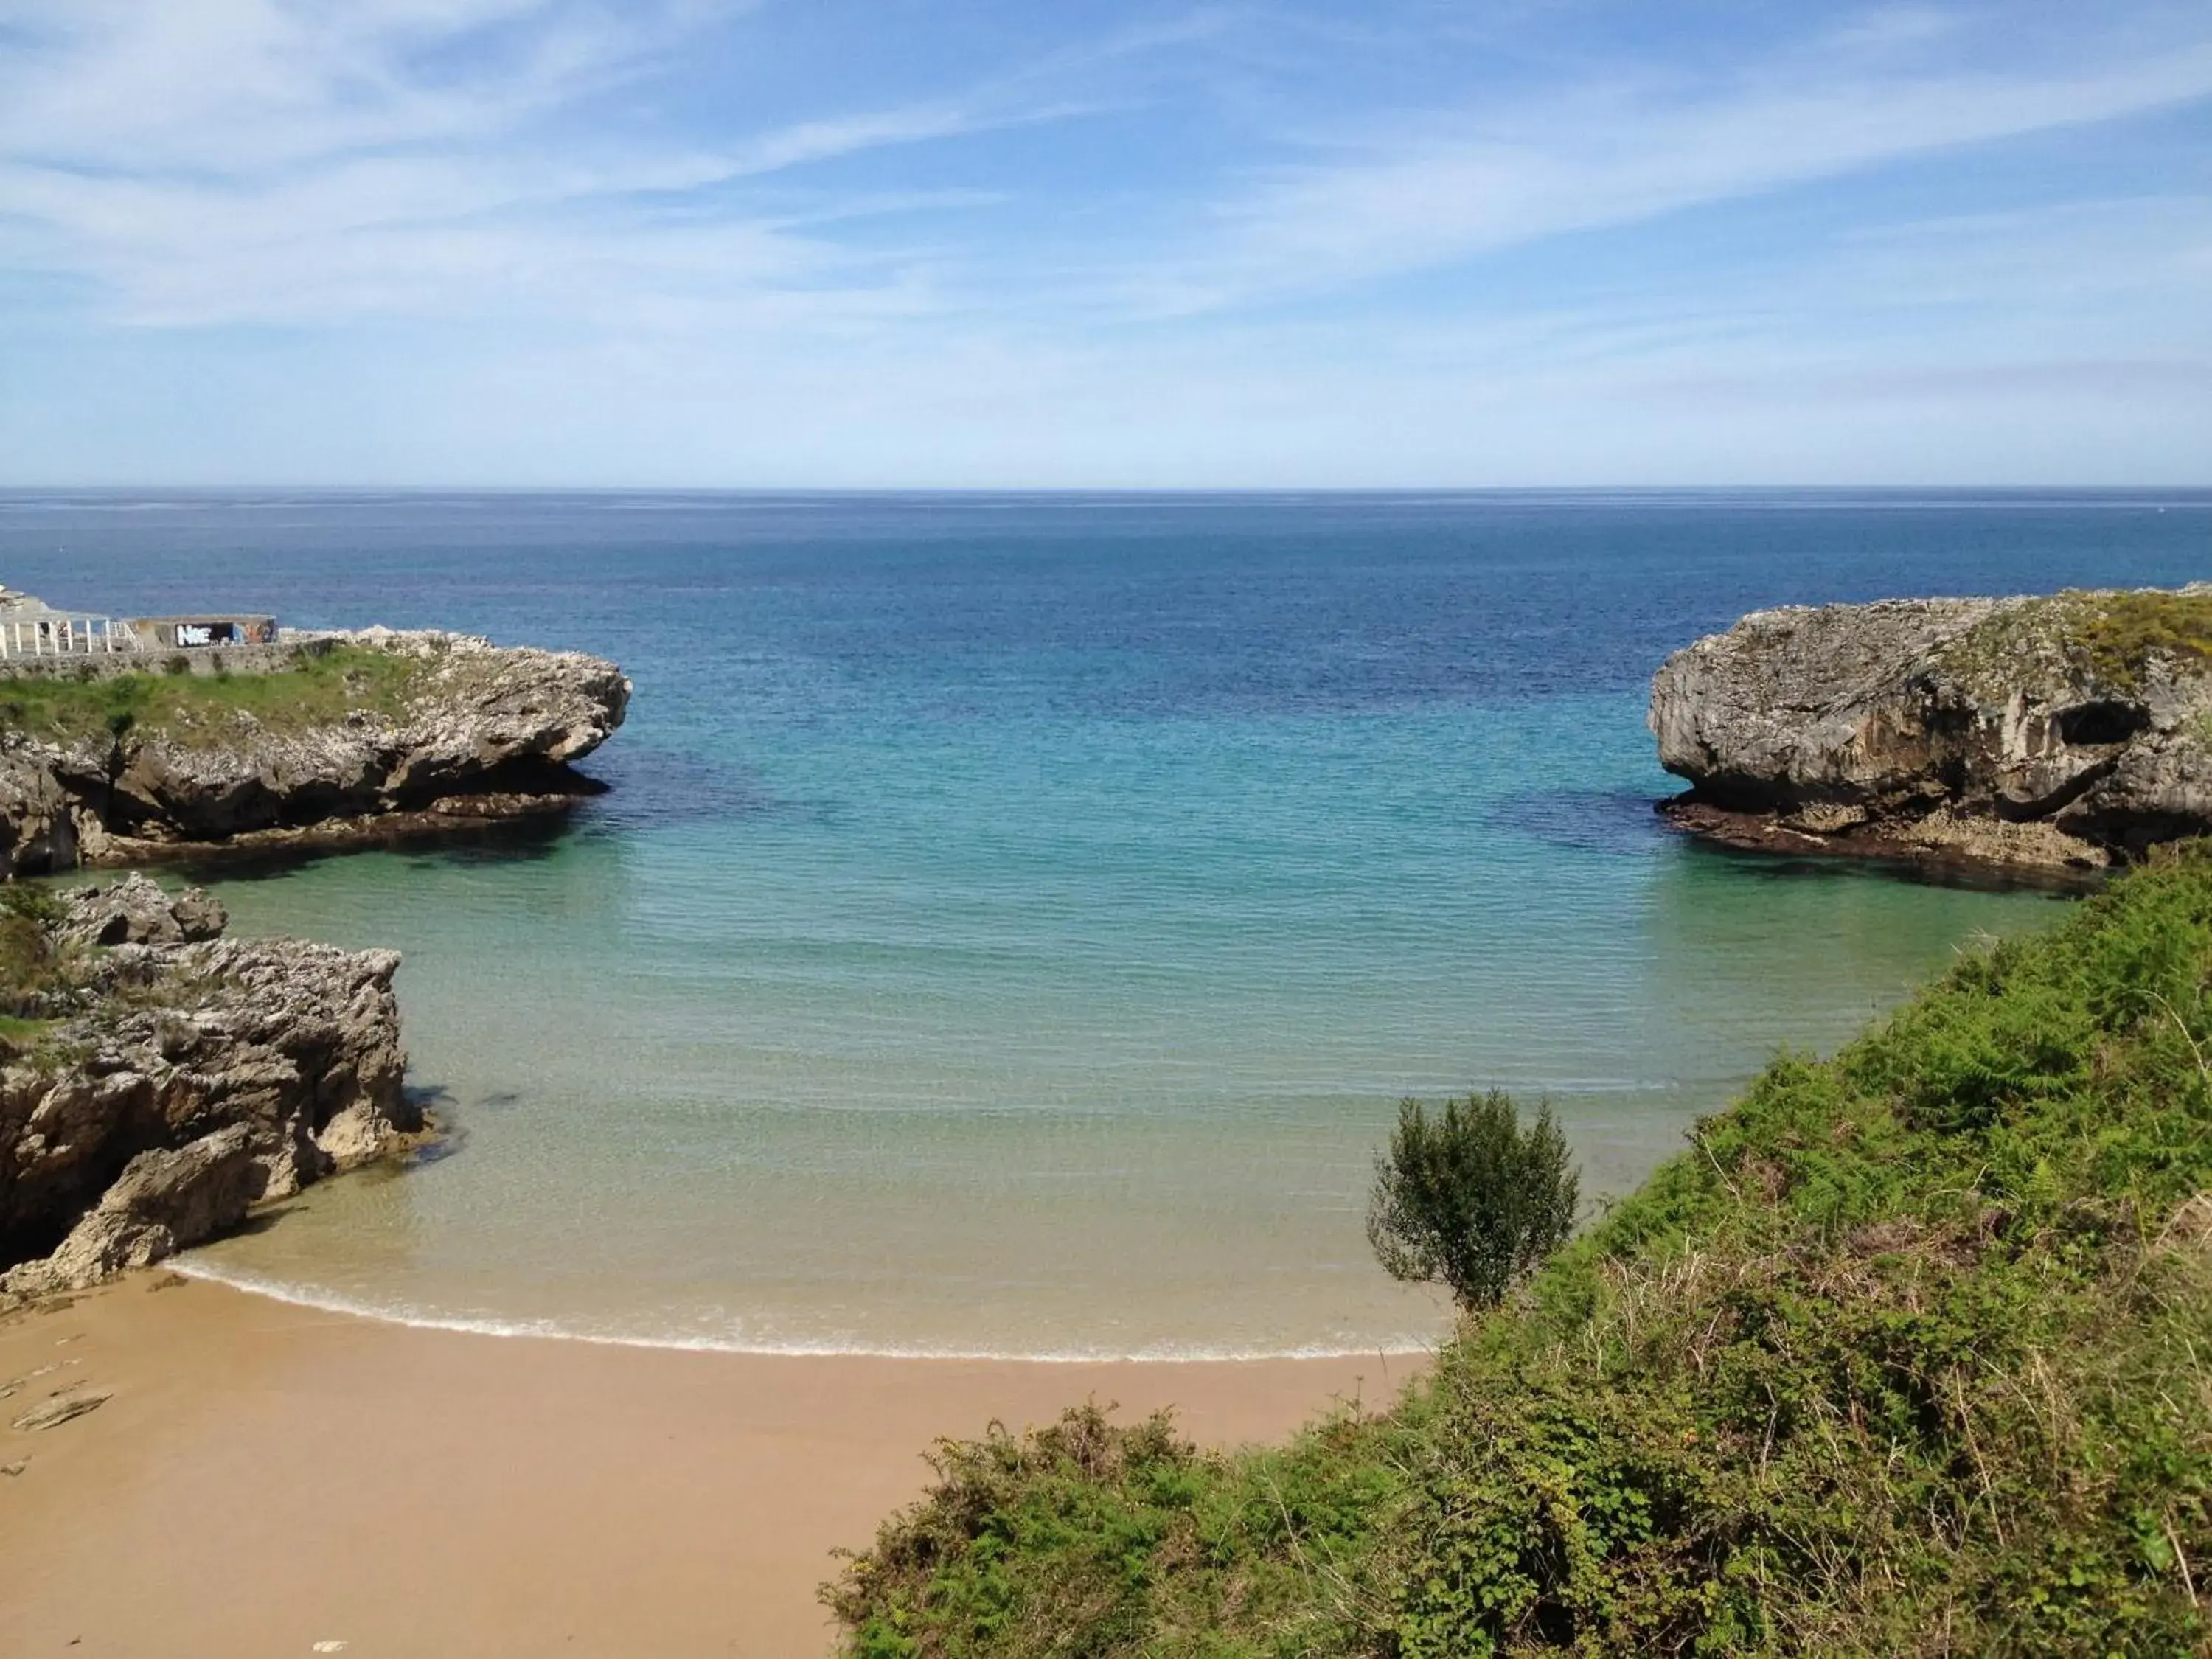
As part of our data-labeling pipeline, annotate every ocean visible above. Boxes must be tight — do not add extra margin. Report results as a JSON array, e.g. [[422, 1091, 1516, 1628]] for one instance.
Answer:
[[2, 490, 2204, 1357]]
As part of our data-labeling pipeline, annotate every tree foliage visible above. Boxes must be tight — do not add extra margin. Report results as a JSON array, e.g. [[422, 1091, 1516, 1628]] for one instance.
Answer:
[[1366, 1090, 1580, 1312]]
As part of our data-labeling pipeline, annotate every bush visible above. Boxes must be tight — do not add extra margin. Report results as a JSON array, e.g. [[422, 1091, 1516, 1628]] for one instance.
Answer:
[[0, 883, 70, 1015], [1366, 1090, 1580, 1312]]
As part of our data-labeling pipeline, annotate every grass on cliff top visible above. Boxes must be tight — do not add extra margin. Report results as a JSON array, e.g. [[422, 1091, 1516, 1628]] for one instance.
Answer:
[[0, 644, 429, 750], [829, 849, 2212, 1658], [1941, 588, 2212, 698]]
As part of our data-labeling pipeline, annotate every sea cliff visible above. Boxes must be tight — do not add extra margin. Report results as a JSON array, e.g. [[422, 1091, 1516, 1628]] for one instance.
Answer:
[[1648, 585, 2212, 873], [0, 629, 630, 875], [0, 874, 418, 1298]]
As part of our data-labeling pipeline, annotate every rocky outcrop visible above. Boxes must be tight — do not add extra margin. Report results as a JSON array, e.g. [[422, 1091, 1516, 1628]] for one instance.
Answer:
[[0, 875, 420, 1296], [0, 630, 630, 877], [1649, 586, 2212, 873], [58, 872, 227, 947]]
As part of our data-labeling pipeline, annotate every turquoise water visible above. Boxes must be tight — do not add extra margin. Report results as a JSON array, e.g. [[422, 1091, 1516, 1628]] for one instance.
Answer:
[[4, 490, 2197, 1357]]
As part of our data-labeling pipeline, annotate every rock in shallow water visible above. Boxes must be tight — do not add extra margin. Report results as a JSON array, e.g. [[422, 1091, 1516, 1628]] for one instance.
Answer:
[[1647, 585, 2212, 872]]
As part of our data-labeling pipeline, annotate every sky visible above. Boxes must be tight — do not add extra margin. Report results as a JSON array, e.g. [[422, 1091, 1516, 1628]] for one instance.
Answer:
[[1, 0, 2208, 487]]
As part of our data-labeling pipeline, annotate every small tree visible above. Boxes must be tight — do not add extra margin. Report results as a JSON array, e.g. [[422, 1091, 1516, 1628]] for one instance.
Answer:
[[1366, 1090, 1579, 1312]]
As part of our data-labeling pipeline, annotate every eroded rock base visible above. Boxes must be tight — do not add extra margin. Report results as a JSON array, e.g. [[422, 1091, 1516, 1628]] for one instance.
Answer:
[[82, 786, 597, 869], [1657, 797, 2108, 888]]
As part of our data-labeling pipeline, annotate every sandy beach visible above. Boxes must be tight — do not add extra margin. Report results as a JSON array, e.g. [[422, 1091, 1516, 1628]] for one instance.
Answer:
[[0, 1274, 1420, 1658]]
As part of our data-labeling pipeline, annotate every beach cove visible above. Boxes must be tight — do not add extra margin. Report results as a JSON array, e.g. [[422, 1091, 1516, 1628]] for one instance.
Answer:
[[7, 491, 2194, 1360]]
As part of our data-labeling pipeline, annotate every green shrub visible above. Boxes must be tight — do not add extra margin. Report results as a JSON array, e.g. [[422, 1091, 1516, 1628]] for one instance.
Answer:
[[2078, 590, 2212, 686], [1367, 1091, 1580, 1312], [0, 883, 72, 1015]]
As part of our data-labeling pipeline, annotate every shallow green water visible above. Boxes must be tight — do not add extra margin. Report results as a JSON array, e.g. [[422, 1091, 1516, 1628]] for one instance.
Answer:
[[181, 708, 2067, 1357]]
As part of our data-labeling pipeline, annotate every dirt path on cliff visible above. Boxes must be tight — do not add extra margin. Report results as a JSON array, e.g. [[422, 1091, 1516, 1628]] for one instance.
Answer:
[[0, 1276, 1413, 1658]]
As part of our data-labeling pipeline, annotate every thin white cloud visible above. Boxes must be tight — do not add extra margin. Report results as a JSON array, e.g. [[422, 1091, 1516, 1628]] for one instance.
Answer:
[[1144, 29, 2212, 313], [1822, 6, 1964, 58], [0, 0, 685, 173], [0, 0, 1110, 327]]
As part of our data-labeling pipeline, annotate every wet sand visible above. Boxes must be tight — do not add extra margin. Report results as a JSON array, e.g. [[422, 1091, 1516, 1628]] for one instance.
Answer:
[[0, 1275, 1421, 1658]]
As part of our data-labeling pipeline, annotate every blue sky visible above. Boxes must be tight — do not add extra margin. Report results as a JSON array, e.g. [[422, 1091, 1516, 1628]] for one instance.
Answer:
[[1, 1, 2208, 485]]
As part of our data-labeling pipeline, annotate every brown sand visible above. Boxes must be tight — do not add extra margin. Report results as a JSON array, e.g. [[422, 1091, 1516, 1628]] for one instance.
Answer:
[[0, 1275, 1422, 1658]]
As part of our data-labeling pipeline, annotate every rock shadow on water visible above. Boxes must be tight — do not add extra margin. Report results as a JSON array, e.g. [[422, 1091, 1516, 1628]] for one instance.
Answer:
[[1487, 788, 1674, 858], [162, 807, 587, 885], [147, 742, 803, 885], [394, 1084, 470, 1171], [563, 745, 788, 835]]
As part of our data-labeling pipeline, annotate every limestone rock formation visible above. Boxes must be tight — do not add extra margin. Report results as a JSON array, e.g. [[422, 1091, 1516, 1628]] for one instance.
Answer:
[[58, 871, 227, 946], [0, 748, 81, 878], [0, 877, 419, 1297], [0, 630, 630, 876], [1649, 587, 2212, 872]]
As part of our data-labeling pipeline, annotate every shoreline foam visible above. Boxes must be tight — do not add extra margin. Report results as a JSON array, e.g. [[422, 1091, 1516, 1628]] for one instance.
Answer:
[[173, 1259, 1441, 1365]]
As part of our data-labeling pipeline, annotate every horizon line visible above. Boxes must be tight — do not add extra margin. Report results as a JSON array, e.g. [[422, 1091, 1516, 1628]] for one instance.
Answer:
[[4, 482, 2211, 498]]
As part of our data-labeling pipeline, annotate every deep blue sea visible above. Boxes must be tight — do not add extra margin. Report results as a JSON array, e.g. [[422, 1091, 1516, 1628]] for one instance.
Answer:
[[2, 490, 2205, 1356]]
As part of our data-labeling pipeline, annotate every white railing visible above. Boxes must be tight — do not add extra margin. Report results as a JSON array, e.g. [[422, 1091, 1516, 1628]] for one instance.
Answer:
[[0, 616, 144, 660]]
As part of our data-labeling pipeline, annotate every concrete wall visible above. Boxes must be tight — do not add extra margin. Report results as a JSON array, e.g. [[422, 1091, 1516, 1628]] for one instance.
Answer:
[[0, 637, 338, 684]]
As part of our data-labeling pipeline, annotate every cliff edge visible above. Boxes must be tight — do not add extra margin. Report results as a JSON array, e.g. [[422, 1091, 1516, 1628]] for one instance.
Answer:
[[0, 874, 420, 1298], [1648, 585, 2212, 872], [0, 630, 630, 876]]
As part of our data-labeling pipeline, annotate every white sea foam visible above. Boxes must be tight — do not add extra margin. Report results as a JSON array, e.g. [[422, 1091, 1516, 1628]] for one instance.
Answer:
[[173, 1260, 1438, 1366]]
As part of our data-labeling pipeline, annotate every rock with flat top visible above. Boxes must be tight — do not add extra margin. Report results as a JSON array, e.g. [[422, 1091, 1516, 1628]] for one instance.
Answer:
[[1649, 586, 2212, 872], [0, 631, 629, 877]]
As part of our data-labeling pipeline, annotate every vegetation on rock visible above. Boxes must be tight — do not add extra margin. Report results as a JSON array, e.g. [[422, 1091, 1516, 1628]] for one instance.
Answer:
[[0, 643, 428, 749], [0, 886, 79, 1057], [2073, 589, 2212, 689], [1367, 1091, 1579, 1312], [0, 884, 68, 995], [1935, 586, 2212, 700], [829, 849, 2212, 1657]]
